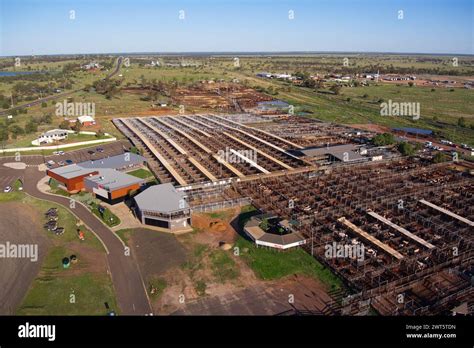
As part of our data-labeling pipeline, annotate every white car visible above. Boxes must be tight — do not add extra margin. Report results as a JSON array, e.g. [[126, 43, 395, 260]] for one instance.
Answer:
[[3, 186, 12, 193], [53, 151, 60, 155], [58, 151, 65, 155], [47, 160, 55, 165]]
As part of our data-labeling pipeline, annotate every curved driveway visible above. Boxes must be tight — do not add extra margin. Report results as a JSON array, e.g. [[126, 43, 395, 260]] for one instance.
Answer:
[[0, 158, 151, 315]]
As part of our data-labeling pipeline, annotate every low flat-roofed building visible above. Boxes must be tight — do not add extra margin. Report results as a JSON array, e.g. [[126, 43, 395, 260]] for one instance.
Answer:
[[46, 153, 147, 201], [243, 215, 306, 250], [393, 127, 433, 137], [34, 129, 69, 145], [77, 115, 96, 126], [84, 168, 145, 204], [47, 164, 99, 192], [80, 153, 146, 171], [298, 144, 367, 163], [134, 183, 191, 231]]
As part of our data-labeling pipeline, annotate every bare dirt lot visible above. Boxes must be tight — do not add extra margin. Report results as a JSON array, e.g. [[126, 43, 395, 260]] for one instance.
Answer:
[[0, 202, 51, 314], [134, 208, 334, 315], [127, 228, 187, 284]]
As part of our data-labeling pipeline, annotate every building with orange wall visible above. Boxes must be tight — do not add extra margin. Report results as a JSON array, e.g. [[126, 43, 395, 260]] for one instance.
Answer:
[[46, 153, 147, 204]]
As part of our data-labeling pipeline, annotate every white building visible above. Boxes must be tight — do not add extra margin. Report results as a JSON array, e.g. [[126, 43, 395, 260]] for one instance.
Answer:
[[77, 115, 96, 126], [33, 129, 69, 145]]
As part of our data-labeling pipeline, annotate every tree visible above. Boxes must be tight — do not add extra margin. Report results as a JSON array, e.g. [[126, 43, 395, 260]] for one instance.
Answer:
[[24, 118, 38, 133], [398, 142, 415, 156], [457, 117, 466, 128], [72, 121, 82, 132], [0, 123, 9, 143], [372, 133, 396, 146], [59, 120, 70, 129], [9, 125, 24, 139]]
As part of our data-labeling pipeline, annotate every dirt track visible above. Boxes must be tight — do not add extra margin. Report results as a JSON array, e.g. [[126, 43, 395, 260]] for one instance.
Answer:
[[0, 202, 51, 314]]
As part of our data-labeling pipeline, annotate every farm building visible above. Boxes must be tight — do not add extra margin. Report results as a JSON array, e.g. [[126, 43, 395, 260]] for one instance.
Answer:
[[298, 144, 368, 163], [34, 129, 69, 145], [83, 168, 144, 204], [47, 153, 147, 203], [243, 215, 306, 250], [134, 183, 191, 231], [77, 115, 96, 126], [393, 127, 433, 137]]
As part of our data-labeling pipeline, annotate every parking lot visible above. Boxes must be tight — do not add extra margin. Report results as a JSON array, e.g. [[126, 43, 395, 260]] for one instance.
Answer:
[[44, 140, 132, 169]]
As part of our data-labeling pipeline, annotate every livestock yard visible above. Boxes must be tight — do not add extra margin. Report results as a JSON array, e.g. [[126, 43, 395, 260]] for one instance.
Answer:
[[113, 113, 474, 316]]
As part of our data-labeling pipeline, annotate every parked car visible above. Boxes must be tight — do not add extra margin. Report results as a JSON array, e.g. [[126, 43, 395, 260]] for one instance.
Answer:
[[47, 160, 55, 165], [96, 147, 104, 153], [58, 161, 65, 166], [53, 151, 60, 155], [65, 159, 73, 165], [3, 186, 12, 193], [87, 150, 95, 155], [58, 151, 65, 155]]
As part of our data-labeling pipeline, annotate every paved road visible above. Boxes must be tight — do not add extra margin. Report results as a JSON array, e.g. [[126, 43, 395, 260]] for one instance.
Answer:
[[0, 156, 152, 315], [0, 56, 123, 116]]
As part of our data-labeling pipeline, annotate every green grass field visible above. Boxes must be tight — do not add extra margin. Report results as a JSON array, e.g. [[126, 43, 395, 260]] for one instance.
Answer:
[[235, 236, 343, 291], [126, 168, 153, 179], [17, 246, 118, 315], [0, 191, 117, 314], [235, 205, 344, 290], [2, 54, 473, 147]]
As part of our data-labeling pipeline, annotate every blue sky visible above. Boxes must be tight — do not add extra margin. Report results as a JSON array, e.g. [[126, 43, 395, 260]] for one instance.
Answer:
[[0, 0, 472, 56]]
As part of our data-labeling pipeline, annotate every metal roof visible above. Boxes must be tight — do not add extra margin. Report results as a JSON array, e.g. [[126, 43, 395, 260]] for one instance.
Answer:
[[48, 152, 147, 181], [299, 144, 365, 162], [85, 168, 144, 191], [244, 216, 306, 247], [48, 164, 97, 179], [393, 127, 433, 135], [134, 183, 189, 213], [79, 153, 146, 170]]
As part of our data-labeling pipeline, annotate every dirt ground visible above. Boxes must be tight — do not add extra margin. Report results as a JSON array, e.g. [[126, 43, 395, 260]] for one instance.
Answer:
[[138, 208, 334, 315], [349, 123, 473, 156], [171, 275, 333, 315], [127, 228, 187, 288], [0, 202, 51, 314], [349, 123, 390, 133], [57, 242, 108, 276]]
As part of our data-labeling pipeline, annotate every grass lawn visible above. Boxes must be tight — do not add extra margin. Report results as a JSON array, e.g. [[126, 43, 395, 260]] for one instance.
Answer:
[[0, 191, 117, 314], [90, 201, 121, 227], [235, 236, 343, 291], [209, 249, 240, 282], [235, 205, 344, 290], [126, 168, 153, 179], [17, 247, 117, 315]]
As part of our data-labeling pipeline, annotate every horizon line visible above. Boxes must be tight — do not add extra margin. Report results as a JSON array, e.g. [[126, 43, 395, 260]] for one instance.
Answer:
[[2, 50, 473, 58]]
